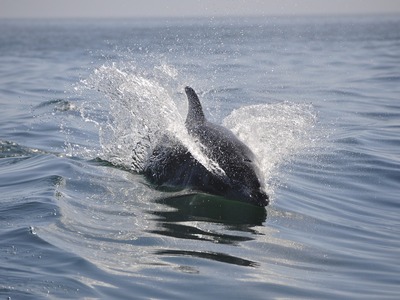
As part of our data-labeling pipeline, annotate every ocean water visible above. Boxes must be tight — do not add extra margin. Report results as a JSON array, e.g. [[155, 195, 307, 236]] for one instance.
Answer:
[[1, 15, 399, 299]]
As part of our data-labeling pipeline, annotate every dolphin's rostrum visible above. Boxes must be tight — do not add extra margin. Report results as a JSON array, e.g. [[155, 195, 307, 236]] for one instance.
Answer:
[[143, 86, 269, 207]]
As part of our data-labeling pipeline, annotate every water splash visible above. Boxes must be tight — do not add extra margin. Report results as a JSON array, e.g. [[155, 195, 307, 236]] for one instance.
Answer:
[[76, 62, 225, 176], [71, 61, 317, 195], [81, 63, 180, 170], [223, 102, 317, 193]]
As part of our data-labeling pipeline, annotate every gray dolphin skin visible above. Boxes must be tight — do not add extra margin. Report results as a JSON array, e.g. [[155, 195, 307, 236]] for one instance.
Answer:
[[143, 86, 269, 207]]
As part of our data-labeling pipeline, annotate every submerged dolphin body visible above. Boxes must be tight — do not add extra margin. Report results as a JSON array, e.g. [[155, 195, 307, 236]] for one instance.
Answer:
[[143, 86, 269, 207]]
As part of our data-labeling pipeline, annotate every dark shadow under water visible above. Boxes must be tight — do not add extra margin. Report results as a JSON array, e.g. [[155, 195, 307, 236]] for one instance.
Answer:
[[151, 193, 267, 227], [147, 193, 267, 268]]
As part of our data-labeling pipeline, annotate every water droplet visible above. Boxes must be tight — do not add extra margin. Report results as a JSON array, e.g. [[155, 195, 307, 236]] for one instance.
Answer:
[[29, 226, 37, 235]]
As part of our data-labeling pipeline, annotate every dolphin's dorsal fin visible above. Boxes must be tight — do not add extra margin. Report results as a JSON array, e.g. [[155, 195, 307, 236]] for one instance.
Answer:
[[185, 86, 205, 127]]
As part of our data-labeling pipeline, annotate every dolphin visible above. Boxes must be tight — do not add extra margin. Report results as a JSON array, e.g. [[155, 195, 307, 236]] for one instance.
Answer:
[[143, 86, 269, 207]]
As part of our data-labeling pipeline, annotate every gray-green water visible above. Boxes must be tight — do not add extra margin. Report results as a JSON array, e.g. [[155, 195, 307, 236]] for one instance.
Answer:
[[1, 15, 399, 299]]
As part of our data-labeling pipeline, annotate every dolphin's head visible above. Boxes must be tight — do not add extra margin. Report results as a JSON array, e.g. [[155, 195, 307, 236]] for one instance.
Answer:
[[223, 163, 269, 207], [249, 188, 269, 207], [223, 183, 269, 207], [235, 181, 269, 207]]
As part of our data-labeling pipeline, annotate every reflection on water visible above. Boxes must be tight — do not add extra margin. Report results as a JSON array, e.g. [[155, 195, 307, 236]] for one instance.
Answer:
[[148, 193, 267, 267], [155, 249, 259, 268], [150, 193, 267, 228]]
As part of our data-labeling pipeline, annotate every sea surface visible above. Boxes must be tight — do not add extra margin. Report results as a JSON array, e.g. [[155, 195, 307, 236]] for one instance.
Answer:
[[1, 15, 399, 299]]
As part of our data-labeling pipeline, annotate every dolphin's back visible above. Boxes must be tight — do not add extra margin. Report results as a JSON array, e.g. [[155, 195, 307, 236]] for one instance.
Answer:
[[143, 86, 269, 207], [184, 86, 253, 159], [184, 87, 262, 188], [194, 121, 260, 185]]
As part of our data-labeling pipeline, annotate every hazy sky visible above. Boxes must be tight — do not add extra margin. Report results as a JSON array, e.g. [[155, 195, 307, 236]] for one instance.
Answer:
[[1, 0, 400, 19]]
